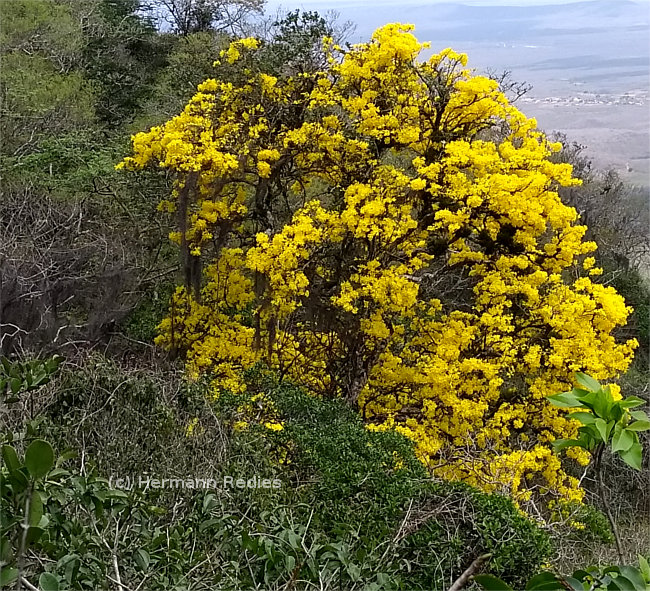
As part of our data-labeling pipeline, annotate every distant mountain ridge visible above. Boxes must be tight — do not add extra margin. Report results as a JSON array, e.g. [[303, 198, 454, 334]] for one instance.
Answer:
[[333, 0, 649, 44]]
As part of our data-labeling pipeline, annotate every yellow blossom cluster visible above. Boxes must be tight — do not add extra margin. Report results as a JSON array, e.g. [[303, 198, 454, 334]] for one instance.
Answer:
[[119, 26, 637, 505], [233, 391, 284, 432]]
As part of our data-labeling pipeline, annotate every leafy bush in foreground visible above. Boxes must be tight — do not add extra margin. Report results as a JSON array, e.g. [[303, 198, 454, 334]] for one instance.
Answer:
[[2, 358, 550, 589]]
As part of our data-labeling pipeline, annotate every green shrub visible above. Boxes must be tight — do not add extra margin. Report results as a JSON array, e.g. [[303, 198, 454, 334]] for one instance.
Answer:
[[12, 358, 552, 589], [122, 283, 175, 344], [214, 376, 552, 589], [610, 267, 649, 367]]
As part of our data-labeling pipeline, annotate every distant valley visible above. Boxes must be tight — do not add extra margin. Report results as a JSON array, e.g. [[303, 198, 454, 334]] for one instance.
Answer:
[[269, 0, 650, 185]]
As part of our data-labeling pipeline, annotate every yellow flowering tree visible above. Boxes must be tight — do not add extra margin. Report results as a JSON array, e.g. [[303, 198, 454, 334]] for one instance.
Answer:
[[119, 24, 637, 506]]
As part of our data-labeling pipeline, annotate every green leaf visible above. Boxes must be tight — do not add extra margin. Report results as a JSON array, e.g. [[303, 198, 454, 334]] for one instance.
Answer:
[[28, 490, 44, 526], [0, 536, 11, 562], [610, 403, 625, 422], [525, 572, 564, 590], [627, 420, 650, 432], [619, 442, 642, 470], [576, 372, 601, 392], [1, 444, 21, 472], [576, 429, 598, 450], [55, 450, 77, 468], [134, 549, 150, 571], [9, 377, 22, 395], [8, 467, 29, 493], [620, 396, 646, 409], [567, 412, 596, 425], [48, 468, 70, 480], [578, 424, 599, 440], [594, 418, 611, 443], [39, 572, 60, 591], [25, 439, 54, 479], [61, 554, 80, 585], [0, 566, 18, 587], [612, 429, 635, 453], [347, 563, 361, 581], [608, 575, 638, 591], [552, 438, 583, 451], [618, 567, 647, 591], [547, 391, 583, 408], [578, 390, 611, 419], [474, 574, 514, 591], [202, 493, 217, 513], [24, 525, 44, 546], [287, 532, 302, 550], [638, 556, 650, 582], [31, 370, 47, 387], [630, 410, 649, 421], [563, 576, 586, 591], [572, 569, 592, 580], [45, 356, 63, 372]]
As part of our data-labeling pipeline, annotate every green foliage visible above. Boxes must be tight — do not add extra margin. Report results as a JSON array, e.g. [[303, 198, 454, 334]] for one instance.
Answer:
[[135, 31, 227, 128], [475, 558, 650, 591], [611, 268, 650, 367], [402, 485, 551, 588], [122, 284, 176, 343], [1, 1, 648, 586], [0, 52, 95, 153], [41, 355, 184, 476], [0, 438, 54, 586], [213, 377, 552, 589], [548, 372, 649, 564], [0, 131, 136, 213], [36, 468, 194, 590], [0, 0, 83, 58], [3, 358, 551, 589], [557, 500, 614, 546], [78, 0, 169, 125], [0, 0, 96, 154], [548, 373, 650, 470], [0, 356, 62, 403], [0, 356, 60, 589], [257, 10, 336, 74]]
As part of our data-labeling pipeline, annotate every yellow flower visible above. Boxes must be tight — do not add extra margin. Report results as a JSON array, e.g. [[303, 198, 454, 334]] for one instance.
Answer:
[[410, 178, 427, 191], [257, 161, 272, 178], [186, 417, 199, 437]]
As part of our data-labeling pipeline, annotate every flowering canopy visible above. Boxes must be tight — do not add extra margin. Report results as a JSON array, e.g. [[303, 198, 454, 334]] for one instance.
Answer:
[[119, 24, 637, 505]]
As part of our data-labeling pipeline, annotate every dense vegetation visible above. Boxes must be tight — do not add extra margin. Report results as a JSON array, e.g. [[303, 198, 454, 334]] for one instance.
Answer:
[[1, 1, 649, 589]]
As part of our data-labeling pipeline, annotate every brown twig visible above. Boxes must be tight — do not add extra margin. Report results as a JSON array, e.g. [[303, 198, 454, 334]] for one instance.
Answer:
[[595, 444, 624, 562], [19, 578, 39, 591], [447, 553, 493, 591]]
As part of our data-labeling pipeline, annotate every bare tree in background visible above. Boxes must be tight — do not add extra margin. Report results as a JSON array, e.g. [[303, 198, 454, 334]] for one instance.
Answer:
[[551, 133, 650, 269], [485, 68, 532, 103], [151, 0, 265, 36], [0, 181, 173, 357], [249, 9, 355, 75]]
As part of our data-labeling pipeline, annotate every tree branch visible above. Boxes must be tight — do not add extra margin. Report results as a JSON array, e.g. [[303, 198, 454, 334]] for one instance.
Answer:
[[447, 553, 493, 591]]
